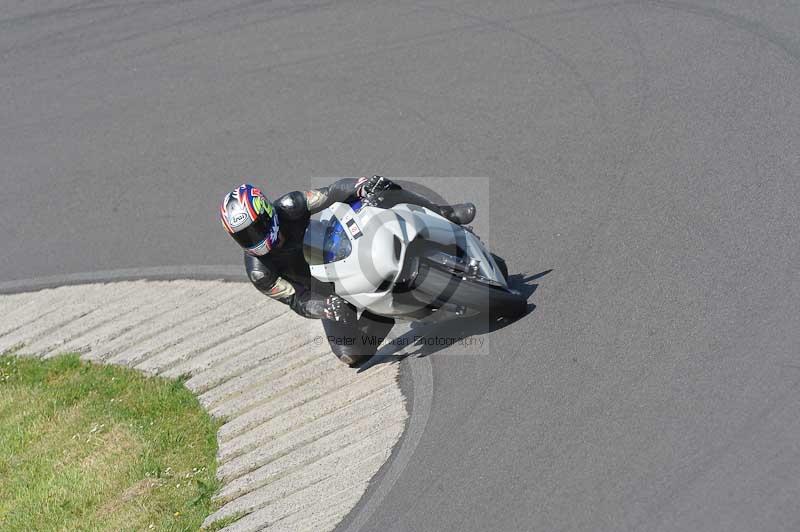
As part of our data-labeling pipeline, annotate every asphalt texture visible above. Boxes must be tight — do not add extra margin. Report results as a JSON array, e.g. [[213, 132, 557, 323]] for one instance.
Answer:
[[2, 1, 799, 531]]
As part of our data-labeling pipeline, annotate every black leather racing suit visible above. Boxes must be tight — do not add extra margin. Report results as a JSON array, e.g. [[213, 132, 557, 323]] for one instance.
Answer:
[[245, 177, 444, 363]]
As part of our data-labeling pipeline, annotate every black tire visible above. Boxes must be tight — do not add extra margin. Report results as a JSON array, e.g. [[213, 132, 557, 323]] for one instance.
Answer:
[[413, 261, 526, 319]]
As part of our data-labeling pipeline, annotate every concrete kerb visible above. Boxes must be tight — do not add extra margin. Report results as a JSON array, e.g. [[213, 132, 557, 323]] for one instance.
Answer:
[[0, 266, 415, 532]]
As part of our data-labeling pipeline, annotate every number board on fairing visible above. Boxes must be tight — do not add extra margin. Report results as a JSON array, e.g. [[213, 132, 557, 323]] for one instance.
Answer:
[[345, 219, 363, 239]]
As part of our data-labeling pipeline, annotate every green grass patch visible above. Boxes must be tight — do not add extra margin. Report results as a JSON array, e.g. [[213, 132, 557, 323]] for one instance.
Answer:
[[0, 354, 222, 531]]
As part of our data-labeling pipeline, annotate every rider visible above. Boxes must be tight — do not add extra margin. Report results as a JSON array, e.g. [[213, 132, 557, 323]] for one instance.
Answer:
[[220, 176, 476, 365]]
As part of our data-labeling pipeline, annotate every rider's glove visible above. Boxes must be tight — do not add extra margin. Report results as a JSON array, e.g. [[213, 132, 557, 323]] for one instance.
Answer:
[[358, 175, 400, 198], [323, 295, 357, 326]]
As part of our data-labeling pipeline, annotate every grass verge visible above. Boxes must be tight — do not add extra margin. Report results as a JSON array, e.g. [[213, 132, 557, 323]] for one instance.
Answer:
[[0, 354, 222, 531]]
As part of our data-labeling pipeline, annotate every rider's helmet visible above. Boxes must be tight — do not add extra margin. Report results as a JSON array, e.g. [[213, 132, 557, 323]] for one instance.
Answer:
[[220, 184, 280, 256]]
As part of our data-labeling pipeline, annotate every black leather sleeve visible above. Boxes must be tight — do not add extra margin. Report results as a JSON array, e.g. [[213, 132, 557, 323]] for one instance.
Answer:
[[301, 178, 364, 215], [274, 190, 309, 221], [244, 252, 284, 297], [281, 177, 389, 216], [326, 178, 362, 203], [244, 253, 329, 319]]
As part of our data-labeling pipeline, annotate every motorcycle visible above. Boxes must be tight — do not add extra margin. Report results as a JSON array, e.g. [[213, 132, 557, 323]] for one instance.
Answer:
[[303, 191, 527, 324]]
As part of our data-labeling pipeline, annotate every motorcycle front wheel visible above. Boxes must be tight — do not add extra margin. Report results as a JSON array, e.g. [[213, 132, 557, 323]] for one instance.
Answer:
[[412, 261, 526, 320]]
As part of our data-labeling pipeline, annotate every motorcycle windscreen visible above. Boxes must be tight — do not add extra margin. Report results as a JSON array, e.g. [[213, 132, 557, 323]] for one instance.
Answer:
[[303, 218, 353, 266]]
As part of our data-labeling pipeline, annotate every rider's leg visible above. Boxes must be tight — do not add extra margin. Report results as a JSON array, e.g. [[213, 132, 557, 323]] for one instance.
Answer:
[[322, 313, 395, 366], [378, 188, 476, 225], [358, 312, 395, 347], [322, 318, 362, 366]]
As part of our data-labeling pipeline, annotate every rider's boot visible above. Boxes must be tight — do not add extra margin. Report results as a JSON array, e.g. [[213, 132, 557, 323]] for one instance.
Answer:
[[439, 203, 476, 225]]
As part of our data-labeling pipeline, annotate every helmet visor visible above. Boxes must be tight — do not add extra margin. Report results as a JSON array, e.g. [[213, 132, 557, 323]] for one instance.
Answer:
[[232, 215, 275, 249]]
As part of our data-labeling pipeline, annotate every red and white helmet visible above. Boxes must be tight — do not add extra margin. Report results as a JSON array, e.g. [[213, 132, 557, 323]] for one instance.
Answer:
[[220, 184, 280, 256]]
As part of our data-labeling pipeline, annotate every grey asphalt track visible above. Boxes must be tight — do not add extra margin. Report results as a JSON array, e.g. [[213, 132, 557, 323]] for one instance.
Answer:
[[2, 1, 799, 531]]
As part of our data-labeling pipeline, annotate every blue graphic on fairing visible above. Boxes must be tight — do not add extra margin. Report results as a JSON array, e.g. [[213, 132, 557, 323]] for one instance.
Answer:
[[323, 218, 352, 263]]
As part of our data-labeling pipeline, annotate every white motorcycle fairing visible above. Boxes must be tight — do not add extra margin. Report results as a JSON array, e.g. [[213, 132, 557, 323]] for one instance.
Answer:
[[306, 201, 506, 319]]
